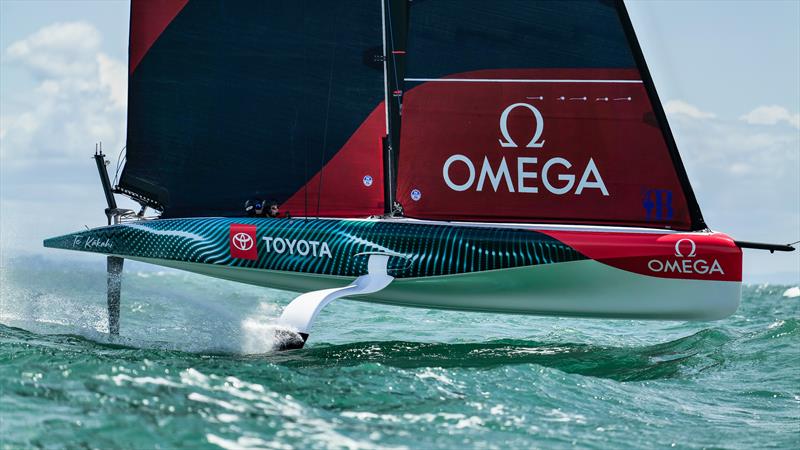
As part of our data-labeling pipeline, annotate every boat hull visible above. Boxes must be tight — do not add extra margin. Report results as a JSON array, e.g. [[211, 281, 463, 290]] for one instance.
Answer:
[[44, 217, 743, 320], [127, 255, 740, 320]]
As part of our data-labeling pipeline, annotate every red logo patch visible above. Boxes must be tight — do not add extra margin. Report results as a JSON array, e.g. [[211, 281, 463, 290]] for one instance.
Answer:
[[230, 224, 257, 260]]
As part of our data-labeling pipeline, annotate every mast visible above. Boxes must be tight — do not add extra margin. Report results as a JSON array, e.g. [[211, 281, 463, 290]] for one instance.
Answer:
[[382, 0, 408, 215]]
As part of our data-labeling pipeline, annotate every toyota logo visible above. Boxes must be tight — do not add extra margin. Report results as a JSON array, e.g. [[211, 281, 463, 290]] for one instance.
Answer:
[[232, 232, 254, 251]]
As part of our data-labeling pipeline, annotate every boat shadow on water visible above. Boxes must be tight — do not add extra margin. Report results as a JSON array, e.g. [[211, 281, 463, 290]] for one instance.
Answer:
[[6, 321, 795, 383], [265, 328, 742, 382]]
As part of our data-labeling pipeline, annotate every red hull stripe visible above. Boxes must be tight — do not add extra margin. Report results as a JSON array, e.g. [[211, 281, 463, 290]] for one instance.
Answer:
[[542, 230, 742, 282]]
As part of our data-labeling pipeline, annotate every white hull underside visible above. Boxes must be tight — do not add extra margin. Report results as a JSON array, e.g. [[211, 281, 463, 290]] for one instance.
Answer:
[[129, 257, 741, 321]]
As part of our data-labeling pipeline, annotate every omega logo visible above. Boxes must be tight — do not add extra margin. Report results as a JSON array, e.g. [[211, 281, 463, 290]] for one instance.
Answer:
[[441, 102, 608, 196], [498, 103, 546, 148], [647, 238, 724, 276], [674, 238, 697, 257]]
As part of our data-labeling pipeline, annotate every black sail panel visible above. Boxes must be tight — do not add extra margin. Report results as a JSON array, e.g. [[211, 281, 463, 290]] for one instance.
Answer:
[[121, 0, 386, 218], [404, 0, 636, 76]]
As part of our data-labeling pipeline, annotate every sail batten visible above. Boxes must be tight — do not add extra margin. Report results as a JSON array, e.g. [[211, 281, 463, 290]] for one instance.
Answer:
[[404, 78, 644, 83]]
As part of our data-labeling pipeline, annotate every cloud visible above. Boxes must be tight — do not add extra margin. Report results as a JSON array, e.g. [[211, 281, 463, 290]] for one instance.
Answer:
[[663, 100, 716, 119], [666, 104, 799, 254], [740, 105, 800, 129], [1, 22, 127, 166], [97, 53, 127, 110], [6, 22, 102, 78]]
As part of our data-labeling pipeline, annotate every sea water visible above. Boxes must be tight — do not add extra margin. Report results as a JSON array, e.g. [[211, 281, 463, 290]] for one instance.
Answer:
[[1, 254, 798, 449]]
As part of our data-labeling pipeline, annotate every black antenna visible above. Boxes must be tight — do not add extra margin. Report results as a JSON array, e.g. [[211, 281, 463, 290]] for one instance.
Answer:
[[93, 142, 118, 224]]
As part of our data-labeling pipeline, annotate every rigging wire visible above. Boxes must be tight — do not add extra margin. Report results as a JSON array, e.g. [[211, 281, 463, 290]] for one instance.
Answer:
[[301, 108, 308, 220], [288, 108, 300, 219], [301, 0, 308, 221], [112, 146, 126, 186], [386, 1, 402, 112], [315, 8, 340, 219]]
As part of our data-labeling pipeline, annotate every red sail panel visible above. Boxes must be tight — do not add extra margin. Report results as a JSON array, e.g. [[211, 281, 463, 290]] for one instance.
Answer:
[[396, 68, 693, 230], [280, 104, 386, 218], [129, 0, 189, 74]]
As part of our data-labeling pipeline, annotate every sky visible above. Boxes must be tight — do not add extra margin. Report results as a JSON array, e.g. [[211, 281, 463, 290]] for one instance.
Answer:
[[0, 0, 798, 283]]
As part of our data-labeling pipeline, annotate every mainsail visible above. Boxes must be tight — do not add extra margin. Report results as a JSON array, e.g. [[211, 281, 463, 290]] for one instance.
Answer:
[[120, 0, 387, 218], [119, 0, 704, 231], [394, 0, 705, 231]]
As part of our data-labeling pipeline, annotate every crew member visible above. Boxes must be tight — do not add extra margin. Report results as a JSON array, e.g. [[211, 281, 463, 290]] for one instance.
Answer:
[[267, 201, 280, 218], [245, 199, 265, 216]]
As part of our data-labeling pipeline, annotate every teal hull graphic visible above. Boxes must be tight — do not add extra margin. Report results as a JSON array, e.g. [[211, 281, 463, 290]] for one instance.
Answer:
[[44, 217, 584, 279], [44, 217, 741, 320]]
